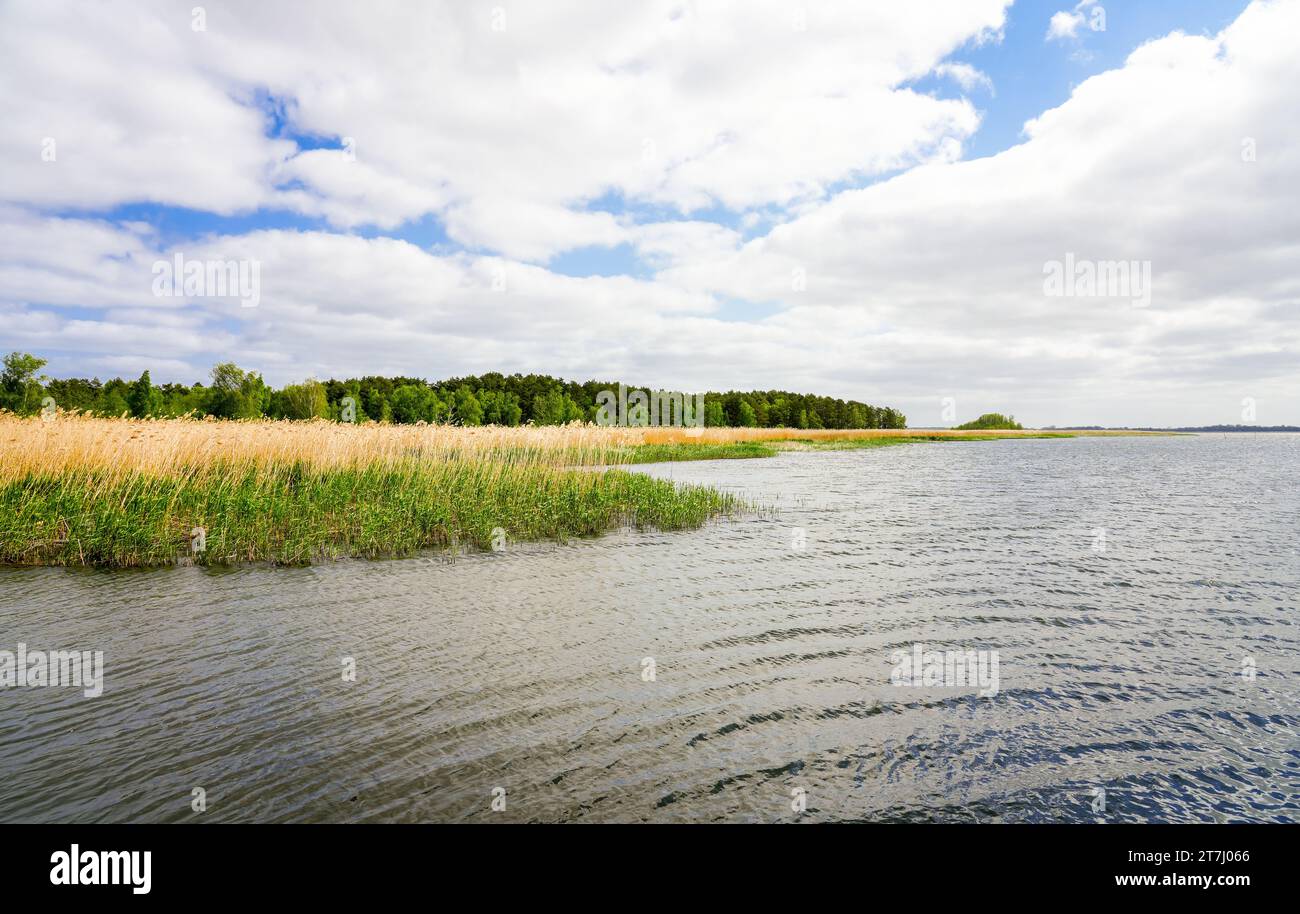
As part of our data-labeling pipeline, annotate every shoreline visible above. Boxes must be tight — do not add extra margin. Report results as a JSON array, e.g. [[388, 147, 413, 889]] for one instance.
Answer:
[[0, 417, 1164, 569]]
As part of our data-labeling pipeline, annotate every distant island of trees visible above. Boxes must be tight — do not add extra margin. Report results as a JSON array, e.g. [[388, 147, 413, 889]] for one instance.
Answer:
[[1, 352, 907, 429], [955, 412, 1023, 431]]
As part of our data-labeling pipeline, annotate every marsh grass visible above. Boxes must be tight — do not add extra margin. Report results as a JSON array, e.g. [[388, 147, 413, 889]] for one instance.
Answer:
[[0, 415, 739, 567], [626, 432, 1083, 459], [616, 442, 779, 462], [0, 414, 1152, 568], [0, 459, 738, 567]]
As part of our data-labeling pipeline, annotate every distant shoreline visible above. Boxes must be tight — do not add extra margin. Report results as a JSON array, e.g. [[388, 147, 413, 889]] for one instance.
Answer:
[[1040, 426, 1300, 433], [0, 417, 1152, 569]]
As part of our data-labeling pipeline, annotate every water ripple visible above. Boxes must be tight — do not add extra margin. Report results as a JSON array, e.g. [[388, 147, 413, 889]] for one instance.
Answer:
[[1, 434, 1298, 821]]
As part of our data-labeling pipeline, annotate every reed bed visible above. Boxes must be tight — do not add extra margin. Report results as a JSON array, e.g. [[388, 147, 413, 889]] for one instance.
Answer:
[[0, 413, 1149, 568], [0, 413, 649, 480], [0, 413, 1131, 482], [0, 414, 1141, 482], [0, 414, 737, 567]]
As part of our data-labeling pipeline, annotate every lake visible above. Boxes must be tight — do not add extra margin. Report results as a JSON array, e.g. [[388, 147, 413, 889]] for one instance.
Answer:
[[2, 433, 1297, 822]]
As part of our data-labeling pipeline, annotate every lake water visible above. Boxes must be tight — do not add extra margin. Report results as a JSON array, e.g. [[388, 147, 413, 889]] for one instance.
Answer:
[[2, 434, 1297, 822]]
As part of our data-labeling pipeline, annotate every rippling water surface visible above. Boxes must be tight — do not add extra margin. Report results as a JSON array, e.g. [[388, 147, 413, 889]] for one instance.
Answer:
[[2, 434, 1298, 822]]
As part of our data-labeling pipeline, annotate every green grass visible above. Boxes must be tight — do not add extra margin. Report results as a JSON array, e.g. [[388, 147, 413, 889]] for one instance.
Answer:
[[0, 460, 740, 567], [620, 432, 1080, 462], [616, 441, 779, 463], [778, 436, 930, 450], [797, 433, 1077, 449], [0, 431, 1092, 568]]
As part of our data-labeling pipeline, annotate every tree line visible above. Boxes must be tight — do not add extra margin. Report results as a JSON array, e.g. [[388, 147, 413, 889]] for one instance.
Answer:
[[1, 352, 907, 429]]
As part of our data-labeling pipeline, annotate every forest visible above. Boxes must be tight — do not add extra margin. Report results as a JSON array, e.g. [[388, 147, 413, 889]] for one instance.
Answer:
[[1, 352, 907, 429]]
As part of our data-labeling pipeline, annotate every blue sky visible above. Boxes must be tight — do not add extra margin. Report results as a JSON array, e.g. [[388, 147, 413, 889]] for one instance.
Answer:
[[3, 0, 1296, 426], [935, 0, 1247, 157], [46, 1, 1249, 277]]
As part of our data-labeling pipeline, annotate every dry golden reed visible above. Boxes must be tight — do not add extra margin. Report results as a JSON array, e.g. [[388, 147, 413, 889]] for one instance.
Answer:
[[0, 413, 1152, 567], [0, 412, 1118, 482], [0, 413, 749, 566]]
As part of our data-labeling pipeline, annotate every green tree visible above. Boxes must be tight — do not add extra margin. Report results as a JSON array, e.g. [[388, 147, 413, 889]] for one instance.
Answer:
[[11, 361, 911, 431], [358, 384, 391, 424], [768, 397, 789, 427], [126, 370, 164, 417], [45, 377, 101, 413], [704, 400, 725, 427], [274, 380, 330, 420], [1, 352, 48, 414], [956, 412, 1022, 431], [389, 383, 440, 423], [452, 385, 484, 426], [242, 372, 270, 417], [202, 362, 266, 419], [479, 389, 522, 426], [531, 387, 582, 425], [97, 385, 130, 417]]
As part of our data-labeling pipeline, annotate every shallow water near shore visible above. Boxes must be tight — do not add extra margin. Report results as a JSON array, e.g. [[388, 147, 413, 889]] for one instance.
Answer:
[[2, 433, 1298, 822]]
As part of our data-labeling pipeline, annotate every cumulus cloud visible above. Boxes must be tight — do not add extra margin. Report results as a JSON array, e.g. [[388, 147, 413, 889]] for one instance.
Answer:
[[1, 0, 1297, 426], [1047, 11, 1086, 41], [651, 0, 1300, 424], [934, 62, 995, 94], [0, 0, 1010, 258], [1047, 2, 1105, 42]]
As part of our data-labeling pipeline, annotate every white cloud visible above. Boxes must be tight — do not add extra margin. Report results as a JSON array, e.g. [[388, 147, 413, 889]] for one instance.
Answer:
[[274, 150, 446, 231], [0, 0, 1010, 259], [443, 199, 629, 262], [1047, 2, 1105, 42], [648, 0, 1300, 424], [935, 62, 995, 94], [2, 1, 1298, 426], [1047, 10, 1086, 41]]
